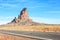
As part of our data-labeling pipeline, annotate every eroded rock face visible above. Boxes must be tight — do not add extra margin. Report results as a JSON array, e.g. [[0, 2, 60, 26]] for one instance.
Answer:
[[18, 8, 29, 20], [18, 8, 30, 22], [11, 8, 33, 25]]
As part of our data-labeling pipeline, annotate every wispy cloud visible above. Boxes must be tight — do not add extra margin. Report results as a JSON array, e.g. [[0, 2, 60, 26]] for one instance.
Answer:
[[19, 0, 28, 2], [0, 16, 60, 25], [0, 16, 14, 25], [30, 17, 60, 24], [0, 3, 18, 8], [27, 2, 51, 9], [43, 11, 60, 13], [28, 6, 46, 8], [0, 0, 28, 3], [0, 16, 14, 19], [0, 0, 30, 8], [0, 20, 10, 25]]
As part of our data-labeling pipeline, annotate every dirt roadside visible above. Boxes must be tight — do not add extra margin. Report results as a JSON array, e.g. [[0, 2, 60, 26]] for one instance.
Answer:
[[0, 33, 41, 40]]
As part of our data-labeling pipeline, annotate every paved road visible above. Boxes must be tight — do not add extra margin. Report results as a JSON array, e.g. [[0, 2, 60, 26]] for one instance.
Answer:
[[0, 30, 60, 40]]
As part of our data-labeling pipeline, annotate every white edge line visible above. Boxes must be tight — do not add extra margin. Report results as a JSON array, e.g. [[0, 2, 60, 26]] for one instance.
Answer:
[[0, 31, 53, 40]]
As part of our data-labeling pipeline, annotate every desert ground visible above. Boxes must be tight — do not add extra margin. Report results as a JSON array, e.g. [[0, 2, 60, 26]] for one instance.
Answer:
[[0, 24, 60, 32]]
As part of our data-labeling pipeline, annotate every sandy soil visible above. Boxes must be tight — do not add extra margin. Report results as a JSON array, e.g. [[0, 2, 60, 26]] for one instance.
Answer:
[[0, 25, 60, 32], [0, 33, 40, 40]]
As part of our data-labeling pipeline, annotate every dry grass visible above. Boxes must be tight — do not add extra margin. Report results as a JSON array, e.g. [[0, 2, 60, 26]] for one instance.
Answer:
[[0, 24, 60, 32]]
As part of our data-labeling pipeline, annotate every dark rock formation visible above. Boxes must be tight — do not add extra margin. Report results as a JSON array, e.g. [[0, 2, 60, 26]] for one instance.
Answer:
[[11, 8, 34, 25], [18, 8, 30, 22]]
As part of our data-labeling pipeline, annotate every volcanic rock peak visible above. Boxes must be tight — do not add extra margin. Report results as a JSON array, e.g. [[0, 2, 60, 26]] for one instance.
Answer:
[[18, 8, 29, 21], [11, 8, 32, 24]]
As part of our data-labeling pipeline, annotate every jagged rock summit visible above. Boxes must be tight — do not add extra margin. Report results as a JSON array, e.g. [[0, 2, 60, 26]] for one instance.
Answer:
[[11, 8, 34, 25]]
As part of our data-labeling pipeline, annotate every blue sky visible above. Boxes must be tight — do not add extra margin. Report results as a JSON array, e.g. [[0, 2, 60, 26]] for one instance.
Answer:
[[0, 0, 60, 25]]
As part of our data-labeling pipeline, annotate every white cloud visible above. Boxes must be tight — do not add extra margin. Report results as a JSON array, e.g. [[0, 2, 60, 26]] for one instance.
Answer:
[[11, 0, 28, 3], [30, 17, 60, 24], [20, 0, 27, 2], [0, 20, 10, 25], [0, 16, 60, 25], [0, 16, 14, 25], [0, 16, 14, 19], [28, 6, 45, 8], [43, 11, 60, 13], [0, 3, 18, 8]]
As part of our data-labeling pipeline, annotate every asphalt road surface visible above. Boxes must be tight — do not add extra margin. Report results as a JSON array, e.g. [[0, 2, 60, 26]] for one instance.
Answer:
[[0, 30, 60, 40]]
